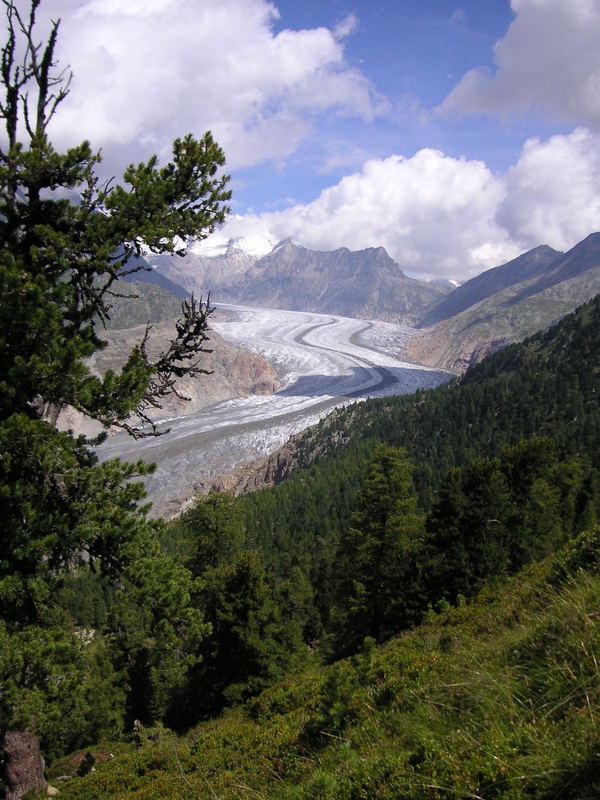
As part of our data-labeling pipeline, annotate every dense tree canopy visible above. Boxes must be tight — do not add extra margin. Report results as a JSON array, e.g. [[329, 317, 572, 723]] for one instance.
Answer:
[[0, 0, 230, 753], [329, 445, 426, 657], [170, 492, 307, 725]]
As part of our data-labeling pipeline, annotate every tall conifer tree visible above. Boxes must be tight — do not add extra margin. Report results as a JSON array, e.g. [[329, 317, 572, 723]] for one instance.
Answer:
[[330, 445, 425, 657], [0, 0, 230, 754]]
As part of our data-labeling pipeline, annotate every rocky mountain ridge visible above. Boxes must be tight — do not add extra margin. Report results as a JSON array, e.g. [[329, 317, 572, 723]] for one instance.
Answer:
[[409, 232, 600, 370], [149, 238, 450, 324], [136, 230, 600, 375], [417, 244, 562, 328]]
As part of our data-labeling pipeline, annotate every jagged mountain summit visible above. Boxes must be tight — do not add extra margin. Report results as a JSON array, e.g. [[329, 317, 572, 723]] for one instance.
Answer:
[[240, 239, 448, 321], [142, 229, 600, 373], [147, 239, 257, 299], [149, 237, 450, 324]]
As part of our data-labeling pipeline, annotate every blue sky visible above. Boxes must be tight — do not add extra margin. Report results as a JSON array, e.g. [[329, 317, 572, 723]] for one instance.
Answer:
[[237, 1, 560, 210], [34, 0, 600, 279]]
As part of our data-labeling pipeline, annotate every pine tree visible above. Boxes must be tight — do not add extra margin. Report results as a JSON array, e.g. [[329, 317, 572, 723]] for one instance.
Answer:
[[0, 0, 230, 754], [329, 445, 426, 657], [176, 493, 296, 723]]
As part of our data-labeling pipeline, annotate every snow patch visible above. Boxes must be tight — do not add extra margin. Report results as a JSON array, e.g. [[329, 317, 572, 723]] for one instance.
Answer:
[[190, 231, 277, 259]]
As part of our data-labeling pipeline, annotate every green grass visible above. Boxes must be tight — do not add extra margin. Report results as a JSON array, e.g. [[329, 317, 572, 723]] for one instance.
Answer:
[[55, 529, 600, 799]]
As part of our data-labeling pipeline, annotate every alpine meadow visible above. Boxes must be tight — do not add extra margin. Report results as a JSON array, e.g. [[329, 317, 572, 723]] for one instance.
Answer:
[[2, 2, 600, 799]]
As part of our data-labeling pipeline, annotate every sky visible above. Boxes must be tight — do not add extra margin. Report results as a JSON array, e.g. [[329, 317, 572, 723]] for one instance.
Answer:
[[27, 0, 600, 280]]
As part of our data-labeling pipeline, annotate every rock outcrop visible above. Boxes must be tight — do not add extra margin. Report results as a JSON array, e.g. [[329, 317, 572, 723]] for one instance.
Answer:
[[174, 405, 360, 511], [54, 320, 279, 438], [3, 731, 47, 800]]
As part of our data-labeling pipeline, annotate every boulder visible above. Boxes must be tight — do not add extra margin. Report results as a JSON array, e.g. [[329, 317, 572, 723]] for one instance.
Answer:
[[3, 730, 48, 800]]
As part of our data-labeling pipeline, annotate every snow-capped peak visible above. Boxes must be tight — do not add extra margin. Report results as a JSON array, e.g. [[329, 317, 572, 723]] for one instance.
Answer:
[[271, 237, 303, 253], [190, 231, 278, 260]]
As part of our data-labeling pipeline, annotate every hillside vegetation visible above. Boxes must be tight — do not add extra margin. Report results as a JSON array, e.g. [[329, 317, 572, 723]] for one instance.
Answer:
[[14, 6, 600, 797], [53, 526, 600, 799], [410, 232, 600, 370], [9, 287, 600, 800], [235, 292, 600, 592], [48, 292, 600, 758]]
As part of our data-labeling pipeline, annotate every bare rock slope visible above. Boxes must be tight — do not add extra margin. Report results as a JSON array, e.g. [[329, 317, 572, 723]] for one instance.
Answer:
[[151, 239, 450, 324], [57, 315, 279, 439], [410, 233, 600, 371]]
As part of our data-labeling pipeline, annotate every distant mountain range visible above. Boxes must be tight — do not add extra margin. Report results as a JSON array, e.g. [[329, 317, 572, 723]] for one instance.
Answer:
[[408, 232, 600, 370], [122, 262, 189, 300], [139, 231, 600, 373], [147, 238, 451, 324]]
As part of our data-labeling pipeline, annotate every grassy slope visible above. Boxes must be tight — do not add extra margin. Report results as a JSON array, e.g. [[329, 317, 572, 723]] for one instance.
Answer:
[[55, 528, 600, 800], [409, 267, 600, 371], [409, 233, 600, 371]]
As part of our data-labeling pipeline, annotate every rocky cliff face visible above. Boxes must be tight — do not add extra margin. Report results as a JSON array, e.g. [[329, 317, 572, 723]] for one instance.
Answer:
[[55, 320, 279, 438], [205, 441, 299, 497], [150, 239, 450, 324], [3, 731, 48, 800]]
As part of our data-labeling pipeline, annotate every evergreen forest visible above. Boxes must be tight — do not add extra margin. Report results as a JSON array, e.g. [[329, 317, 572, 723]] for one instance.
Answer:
[[9, 282, 600, 799], [2, 3, 600, 798]]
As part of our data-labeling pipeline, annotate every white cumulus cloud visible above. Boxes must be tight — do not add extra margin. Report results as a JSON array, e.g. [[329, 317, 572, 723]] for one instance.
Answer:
[[212, 129, 600, 281], [213, 149, 515, 280], [34, 0, 381, 173], [498, 128, 600, 250], [439, 0, 600, 129]]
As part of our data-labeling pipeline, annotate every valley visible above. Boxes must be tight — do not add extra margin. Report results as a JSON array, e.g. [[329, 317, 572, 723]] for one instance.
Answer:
[[7, 4, 600, 799], [93, 231, 600, 514], [97, 304, 449, 516]]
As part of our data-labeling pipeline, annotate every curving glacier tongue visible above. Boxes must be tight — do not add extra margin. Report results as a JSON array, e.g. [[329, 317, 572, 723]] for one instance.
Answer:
[[97, 304, 450, 517]]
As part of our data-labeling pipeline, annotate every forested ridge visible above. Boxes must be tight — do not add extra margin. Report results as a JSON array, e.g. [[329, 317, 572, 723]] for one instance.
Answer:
[[48, 294, 600, 798], [237, 294, 600, 574], [3, 3, 600, 797], [55, 526, 600, 799], [14, 289, 600, 796]]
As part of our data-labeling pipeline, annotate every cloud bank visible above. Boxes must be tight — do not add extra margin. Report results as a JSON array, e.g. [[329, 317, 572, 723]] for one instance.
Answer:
[[207, 128, 600, 281], [197, 0, 600, 281], [41, 0, 381, 173], [30, 1, 600, 282], [439, 0, 600, 130]]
